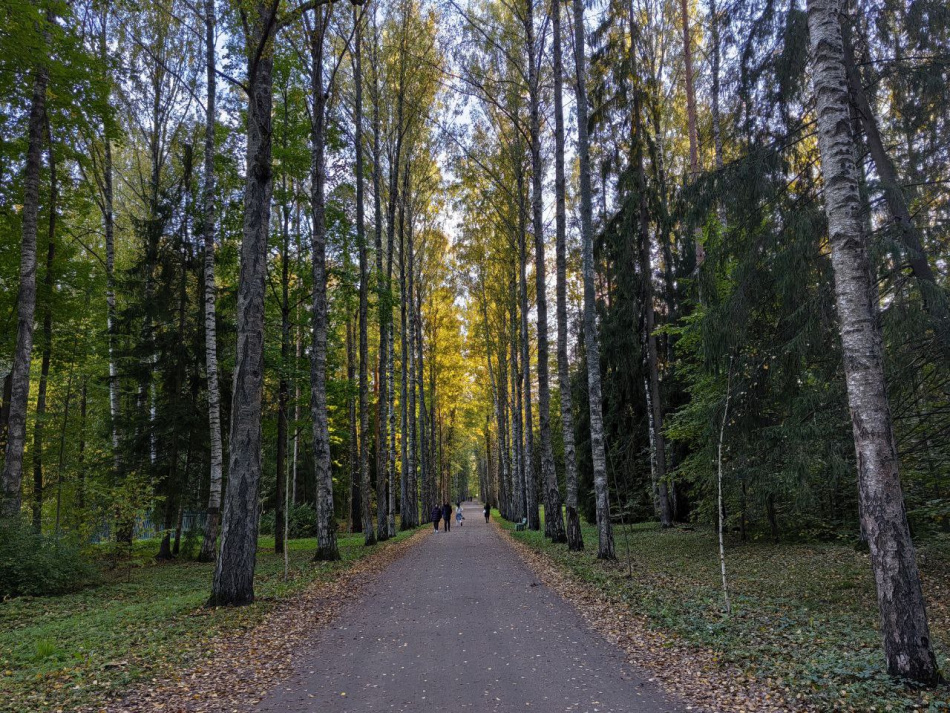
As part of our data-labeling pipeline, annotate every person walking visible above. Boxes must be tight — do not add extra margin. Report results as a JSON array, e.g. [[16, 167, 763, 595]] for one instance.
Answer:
[[442, 502, 452, 532], [456, 507, 464, 528], [483, 502, 490, 524], [431, 505, 442, 533]]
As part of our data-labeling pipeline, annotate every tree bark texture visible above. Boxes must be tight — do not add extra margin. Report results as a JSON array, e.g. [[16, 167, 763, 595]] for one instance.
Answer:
[[552, 0, 583, 551], [310, 6, 340, 561], [807, 0, 937, 683], [526, 0, 566, 543], [199, 0, 225, 563], [2, 32, 49, 521], [353, 9, 376, 546], [572, 0, 615, 559], [31, 119, 57, 533], [209, 4, 274, 605]]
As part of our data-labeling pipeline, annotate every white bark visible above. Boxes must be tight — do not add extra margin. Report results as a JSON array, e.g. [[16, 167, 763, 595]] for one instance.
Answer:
[[571, 0, 614, 559], [199, 0, 224, 563], [807, 0, 936, 683]]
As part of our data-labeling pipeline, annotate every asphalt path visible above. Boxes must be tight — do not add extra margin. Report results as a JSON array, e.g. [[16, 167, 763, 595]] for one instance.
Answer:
[[256, 502, 685, 713]]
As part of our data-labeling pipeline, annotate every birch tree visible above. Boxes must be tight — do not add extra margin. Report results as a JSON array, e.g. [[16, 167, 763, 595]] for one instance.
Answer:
[[807, 0, 937, 683]]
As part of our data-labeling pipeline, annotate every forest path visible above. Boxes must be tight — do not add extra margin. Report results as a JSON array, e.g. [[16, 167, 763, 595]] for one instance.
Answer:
[[255, 503, 684, 713]]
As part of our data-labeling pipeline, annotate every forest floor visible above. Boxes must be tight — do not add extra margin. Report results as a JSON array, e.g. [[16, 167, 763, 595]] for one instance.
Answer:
[[498, 513, 950, 711], [0, 529, 421, 713]]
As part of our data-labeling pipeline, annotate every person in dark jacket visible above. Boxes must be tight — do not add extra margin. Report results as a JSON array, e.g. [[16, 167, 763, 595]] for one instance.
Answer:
[[431, 505, 442, 533], [442, 502, 452, 532], [483, 502, 491, 524]]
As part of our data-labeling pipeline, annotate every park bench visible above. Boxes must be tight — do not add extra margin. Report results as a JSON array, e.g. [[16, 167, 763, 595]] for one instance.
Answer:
[[515, 517, 528, 531]]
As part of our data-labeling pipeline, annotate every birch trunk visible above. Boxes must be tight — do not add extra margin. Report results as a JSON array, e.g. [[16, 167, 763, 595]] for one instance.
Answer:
[[199, 0, 224, 562], [571, 0, 615, 559], [416, 268, 428, 525], [380, 27, 406, 533], [353, 9, 376, 546], [552, 0, 579, 547], [399, 214, 410, 526], [679, 0, 702, 266], [398, 173, 413, 527], [807, 0, 937, 683], [275, 189, 291, 555], [99, 8, 122, 472], [518, 180, 540, 531], [310, 6, 340, 561], [406, 167, 420, 525], [208, 2, 274, 605], [526, 0, 565, 542], [347, 318, 361, 531], [1, 29, 49, 521], [510, 296, 524, 520]]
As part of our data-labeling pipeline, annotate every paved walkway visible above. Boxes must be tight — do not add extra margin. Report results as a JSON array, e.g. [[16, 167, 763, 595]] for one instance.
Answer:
[[256, 503, 684, 712]]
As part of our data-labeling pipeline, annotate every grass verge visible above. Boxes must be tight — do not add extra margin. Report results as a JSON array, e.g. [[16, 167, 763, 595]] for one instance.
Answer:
[[0, 530, 418, 713], [497, 512, 950, 711]]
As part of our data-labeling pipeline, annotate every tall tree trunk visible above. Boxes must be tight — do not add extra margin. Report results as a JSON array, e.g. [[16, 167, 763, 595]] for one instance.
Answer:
[[709, 0, 724, 173], [679, 0, 702, 267], [310, 6, 340, 561], [275, 183, 291, 555], [517, 170, 539, 531], [572, 0, 615, 559], [381, 12, 406, 534], [629, 15, 672, 527], [807, 0, 936, 683], [199, 0, 224, 563], [1, 23, 49, 521], [31, 119, 57, 534], [526, 0, 565, 542], [209, 3, 276, 606], [510, 295, 524, 520], [552, 0, 582, 549], [347, 318, 361, 531], [415, 259, 428, 523], [76, 380, 87, 512], [0, 373, 12, 460], [292, 194, 303, 507], [406, 165, 420, 526], [399, 237, 410, 527], [368, 10, 393, 536], [353, 9, 376, 546], [398, 171, 413, 527], [96, 5, 122, 476]]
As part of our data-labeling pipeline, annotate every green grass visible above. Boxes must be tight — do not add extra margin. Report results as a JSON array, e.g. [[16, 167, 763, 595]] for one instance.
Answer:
[[0, 530, 417, 713], [499, 511, 950, 711]]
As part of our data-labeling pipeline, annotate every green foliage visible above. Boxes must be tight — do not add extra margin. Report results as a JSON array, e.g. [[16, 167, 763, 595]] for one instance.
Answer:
[[0, 523, 96, 597], [500, 513, 950, 711], [259, 503, 317, 539]]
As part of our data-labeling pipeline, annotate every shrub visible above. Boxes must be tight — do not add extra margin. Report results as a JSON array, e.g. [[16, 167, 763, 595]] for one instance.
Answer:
[[258, 503, 317, 539], [0, 522, 97, 597]]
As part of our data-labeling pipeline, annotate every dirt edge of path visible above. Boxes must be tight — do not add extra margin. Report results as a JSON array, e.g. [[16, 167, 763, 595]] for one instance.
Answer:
[[493, 523, 809, 713], [87, 530, 429, 713]]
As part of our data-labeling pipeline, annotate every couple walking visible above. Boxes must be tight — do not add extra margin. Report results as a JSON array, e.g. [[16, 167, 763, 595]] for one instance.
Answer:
[[431, 501, 464, 532]]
